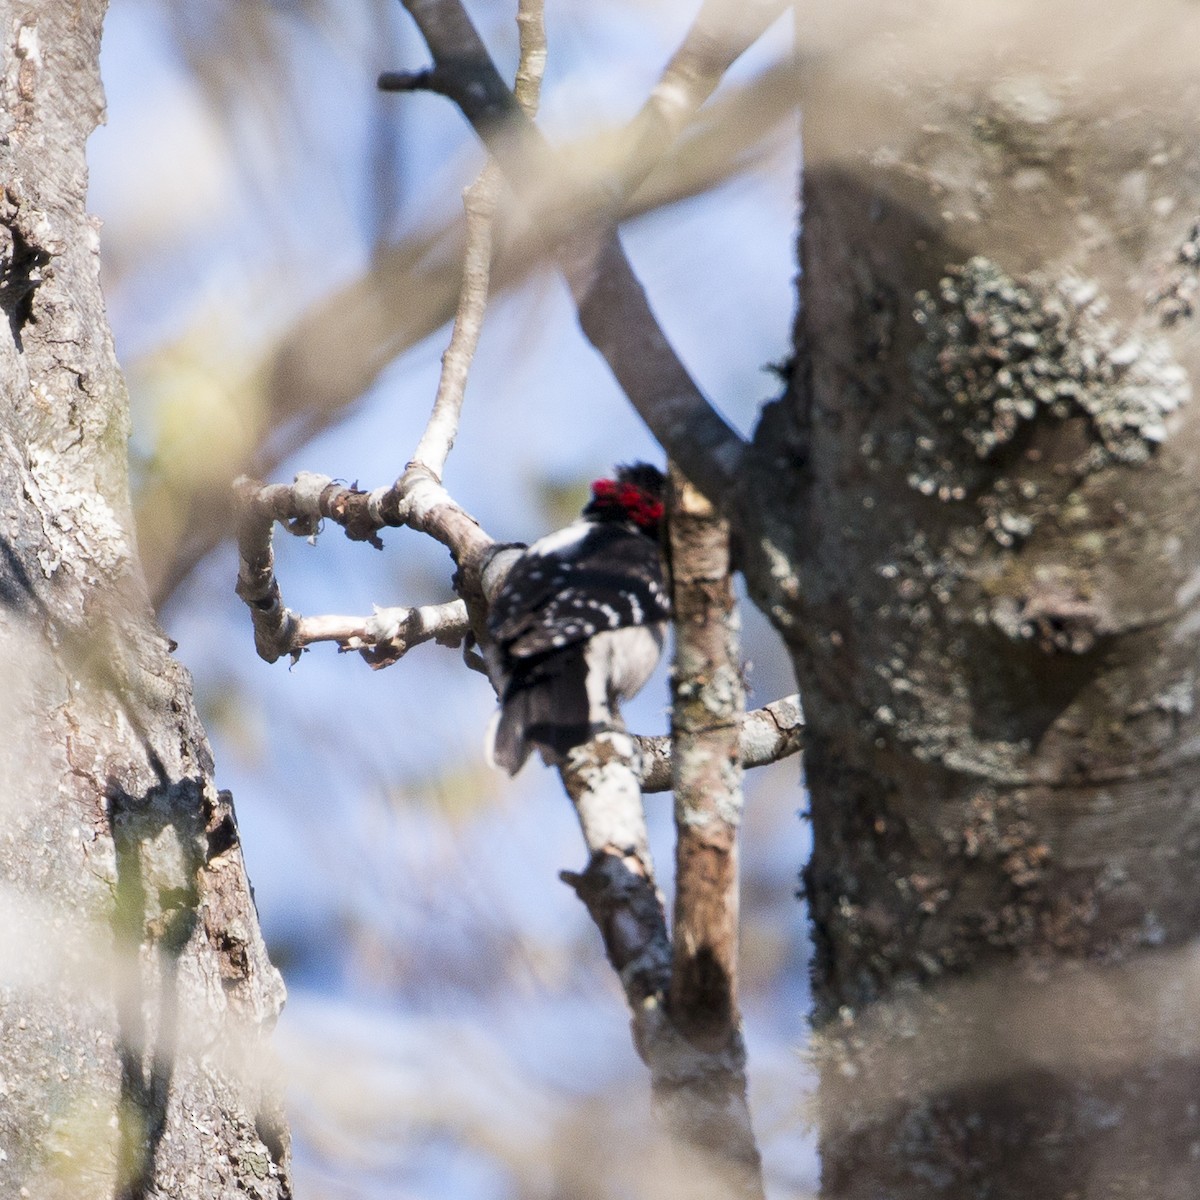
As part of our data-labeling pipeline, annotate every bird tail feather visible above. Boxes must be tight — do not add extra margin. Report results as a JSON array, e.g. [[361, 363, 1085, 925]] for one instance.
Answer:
[[485, 698, 533, 776], [486, 655, 592, 775]]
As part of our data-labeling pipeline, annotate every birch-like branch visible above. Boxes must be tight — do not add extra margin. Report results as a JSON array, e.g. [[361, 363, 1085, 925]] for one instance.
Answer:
[[558, 732, 673, 1012], [233, 469, 494, 664], [263, 602, 469, 668], [382, 0, 762, 507], [409, 169, 499, 478], [635, 693, 804, 793]]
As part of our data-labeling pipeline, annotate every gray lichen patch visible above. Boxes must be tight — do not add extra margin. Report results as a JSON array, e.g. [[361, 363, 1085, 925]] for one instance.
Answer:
[[868, 530, 1028, 778], [910, 257, 1190, 497], [1148, 216, 1200, 326]]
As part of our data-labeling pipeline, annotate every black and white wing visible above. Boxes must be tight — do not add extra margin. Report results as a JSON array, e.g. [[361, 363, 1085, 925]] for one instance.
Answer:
[[485, 521, 669, 774]]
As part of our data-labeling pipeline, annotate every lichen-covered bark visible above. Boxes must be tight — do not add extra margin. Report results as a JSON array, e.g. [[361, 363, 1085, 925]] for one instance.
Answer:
[[664, 468, 762, 1198], [0, 2, 289, 1196], [741, 5, 1200, 1196]]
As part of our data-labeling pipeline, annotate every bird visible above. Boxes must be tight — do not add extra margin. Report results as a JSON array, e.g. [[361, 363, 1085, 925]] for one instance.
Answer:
[[484, 463, 670, 775]]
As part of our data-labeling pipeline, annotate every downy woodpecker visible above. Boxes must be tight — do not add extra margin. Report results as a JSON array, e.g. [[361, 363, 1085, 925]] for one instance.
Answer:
[[485, 464, 669, 775]]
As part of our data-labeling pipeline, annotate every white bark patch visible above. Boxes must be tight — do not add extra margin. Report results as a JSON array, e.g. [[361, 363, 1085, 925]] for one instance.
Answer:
[[15, 24, 41, 66], [24, 442, 129, 578]]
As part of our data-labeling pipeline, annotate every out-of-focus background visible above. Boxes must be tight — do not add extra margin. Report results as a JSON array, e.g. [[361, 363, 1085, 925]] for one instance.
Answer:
[[89, 1, 813, 1194]]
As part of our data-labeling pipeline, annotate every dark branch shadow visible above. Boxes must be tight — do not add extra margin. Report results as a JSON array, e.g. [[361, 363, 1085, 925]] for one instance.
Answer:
[[0, 533, 43, 613], [106, 776, 202, 1200]]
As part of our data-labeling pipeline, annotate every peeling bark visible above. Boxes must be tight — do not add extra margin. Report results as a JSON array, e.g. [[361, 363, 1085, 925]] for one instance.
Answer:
[[0, 3, 289, 1196], [668, 469, 745, 1048]]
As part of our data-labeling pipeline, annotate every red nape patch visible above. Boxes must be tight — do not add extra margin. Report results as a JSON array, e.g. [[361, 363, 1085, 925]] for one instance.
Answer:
[[632, 499, 664, 528], [591, 478, 662, 529]]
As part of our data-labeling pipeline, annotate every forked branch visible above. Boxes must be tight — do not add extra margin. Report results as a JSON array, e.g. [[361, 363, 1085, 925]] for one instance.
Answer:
[[232, 468, 493, 665], [382, 0, 767, 508]]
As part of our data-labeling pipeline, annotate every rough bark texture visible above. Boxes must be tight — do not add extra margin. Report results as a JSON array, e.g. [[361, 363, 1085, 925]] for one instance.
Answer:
[[663, 468, 762, 1198], [739, 3, 1200, 1196], [668, 469, 745, 1048], [0, 3, 290, 1196]]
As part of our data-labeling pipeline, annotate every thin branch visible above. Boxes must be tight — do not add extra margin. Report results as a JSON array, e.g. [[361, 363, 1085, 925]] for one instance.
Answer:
[[513, 0, 547, 114], [233, 478, 296, 665], [409, 0, 547, 480], [407, 165, 498, 479], [377, 67, 457, 97], [279, 602, 469, 667], [389, 0, 756, 507], [635, 693, 804, 792]]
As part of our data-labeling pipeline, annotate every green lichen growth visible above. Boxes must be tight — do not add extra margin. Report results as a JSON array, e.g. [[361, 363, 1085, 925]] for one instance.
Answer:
[[910, 256, 1189, 491]]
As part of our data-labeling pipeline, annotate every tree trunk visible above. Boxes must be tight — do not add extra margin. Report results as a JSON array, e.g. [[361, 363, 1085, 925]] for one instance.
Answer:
[[0, 2, 290, 1196], [743, 3, 1200, 1195]]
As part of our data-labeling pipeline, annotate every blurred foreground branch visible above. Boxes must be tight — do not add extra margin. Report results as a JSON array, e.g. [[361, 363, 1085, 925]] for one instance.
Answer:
[[143, 59, 794, 607]]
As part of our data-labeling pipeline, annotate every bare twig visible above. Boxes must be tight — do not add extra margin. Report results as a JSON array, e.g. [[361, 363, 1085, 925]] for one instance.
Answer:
[[233, 476, 298, 665], [387, 0, 754, 507], [410, 0, 547, 480], [409, 170, 500, 479], [635, 693, 804, 792], [274, 602, 469, 667], [513, 0, 546, 113]]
